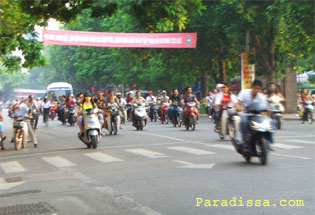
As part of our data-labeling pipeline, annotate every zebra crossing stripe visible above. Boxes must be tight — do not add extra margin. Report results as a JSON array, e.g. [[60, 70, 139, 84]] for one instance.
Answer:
[[126, 149, 168, 158], [200, 143, 234, 151], [0, 161, 26, 174], [285, 140, 315, 145], [273, 143, 304, 149], [84, 152, 123, 163], [167, 146, 215, 155], [42, 156, 77, 168]]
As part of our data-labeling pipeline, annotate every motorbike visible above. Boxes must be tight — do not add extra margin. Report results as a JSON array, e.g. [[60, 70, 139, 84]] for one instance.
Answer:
[[227, 107, 240, 141], [160, 102, 170, 124], [106, 105, 120, 135], [133, 102, 147, 131], [231, 110, 272, 165], [218, 104, 240, 140], [126, 103, 133, 121], [183, 102, 198, 131], [301, 101, 313, 124], [170, 102, 182, 127], [148, 103, 158, 122], [268, 96, 284, 129], [67, 105, 76, 126], [13, 117, 29, 150], [120, 106, 127, 124], [49, 105, 57, 120], [79, 108, 101, 149]]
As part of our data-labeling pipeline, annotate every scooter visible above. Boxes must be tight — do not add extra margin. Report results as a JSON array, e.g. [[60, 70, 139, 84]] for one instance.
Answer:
[[231, 110, 272, 165], [148, 103, 158, 122], [119, 106, 127, 124], [133, 102, 147, 131], [50, 105, 57, 120], [126, 103, 132, 121], [170, 102, 182, 127], [268, 96, 284, 129], [67, 105, 76, 126], [79, 108, 101, 149], [183, 102, 198, 131], [13, 117, 29, 150], [107, 105, 120, 135], [301, 101, 313, 124], [160, 102, 170, 124]]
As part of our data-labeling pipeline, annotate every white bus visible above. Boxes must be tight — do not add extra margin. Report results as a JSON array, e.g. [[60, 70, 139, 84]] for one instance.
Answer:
[[46, 82, 73, 100]]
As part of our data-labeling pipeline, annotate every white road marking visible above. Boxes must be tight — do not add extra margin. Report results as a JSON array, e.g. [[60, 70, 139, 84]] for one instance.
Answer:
[[84, 152, 123, 163], [173, 160, 216, 169], [167, 146, 215, 155], [0, 161, 26, 174], [139, 132, 186, 142], [273, 143, 304, 149], [126, 149, 168, 158], [272, 153, 312, 160], [200, 143, 234, 151], [42, 156, 77, 168], [96, 186, 162, 215], [0, 177, 25, 190], [285, 140, 315, 145]]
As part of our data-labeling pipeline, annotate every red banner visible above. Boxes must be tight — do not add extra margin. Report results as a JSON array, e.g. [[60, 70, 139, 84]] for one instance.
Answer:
[[42, 29, 197, 48]]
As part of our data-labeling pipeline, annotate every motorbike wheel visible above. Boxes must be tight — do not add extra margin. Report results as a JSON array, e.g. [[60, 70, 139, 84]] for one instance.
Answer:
[[14, 132, 23, 150], [244, 153, 251, 163], [275, 117, 281, 129], [90, 135, 98, 149], [256, 138, 268, 165], [153, 112, 157, 122], [190, 115, 196, 131], [308, 113, 313, 124], [113, 120, 118, 135], [228, 122, 236, 140], [139, 120, 144, 131]]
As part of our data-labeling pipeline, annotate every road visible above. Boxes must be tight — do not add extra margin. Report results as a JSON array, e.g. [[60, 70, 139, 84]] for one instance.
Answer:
[[0, 110, 314, 215]]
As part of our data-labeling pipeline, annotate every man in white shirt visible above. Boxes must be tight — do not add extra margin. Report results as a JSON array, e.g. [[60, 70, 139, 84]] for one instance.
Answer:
[[11, 101, 38, 147], [236, 80, 269, 148]]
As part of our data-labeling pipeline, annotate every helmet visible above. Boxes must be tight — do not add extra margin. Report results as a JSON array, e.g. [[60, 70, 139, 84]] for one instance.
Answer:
[[216, 83, 224, 89], [162, 90, 166, 94], [148, 91, 152, 94], [116, 92, 122, 96]]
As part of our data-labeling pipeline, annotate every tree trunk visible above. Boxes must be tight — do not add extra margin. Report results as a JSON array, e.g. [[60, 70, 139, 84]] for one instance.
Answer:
[[200, 70, 208, 99], [218, 57, 226, 83], [283, 64, 298, 113], [250, 29, 276, 85]]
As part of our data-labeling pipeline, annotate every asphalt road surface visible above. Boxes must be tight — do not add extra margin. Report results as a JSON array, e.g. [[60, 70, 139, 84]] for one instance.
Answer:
[[0, 110, 314, 215]]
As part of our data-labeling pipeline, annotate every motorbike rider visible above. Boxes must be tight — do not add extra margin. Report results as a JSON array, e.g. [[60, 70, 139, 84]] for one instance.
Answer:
[[299, 88, 314, 118], [78, 93, 103, 137], [167, 88, 181, 123], [57, 96, 65, 122], [181, 86, 200, 123], [206, 90, 216, 119], [235, 80, 271, 151], [131, 91, 147, 124], [125, 92, 133, 121], [146, 91, 157, 119], [116, 92, 126, 128], [214, 83, 238, 132], [26, 95, 40, 130], [11, 99, 38, 147], [0, 109, 6, 150], [213, 84, 225, 126]]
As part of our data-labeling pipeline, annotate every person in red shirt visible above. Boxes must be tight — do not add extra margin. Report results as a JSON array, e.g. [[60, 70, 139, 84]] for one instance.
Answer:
[[214, 83, 237, 131], [65, 95, 75, 108]]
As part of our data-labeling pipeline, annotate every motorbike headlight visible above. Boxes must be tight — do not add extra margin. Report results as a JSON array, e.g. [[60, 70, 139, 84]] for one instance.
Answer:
[[251, 120, 272, 131]]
